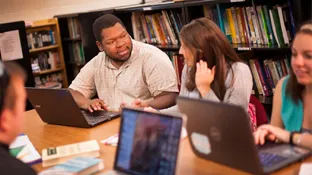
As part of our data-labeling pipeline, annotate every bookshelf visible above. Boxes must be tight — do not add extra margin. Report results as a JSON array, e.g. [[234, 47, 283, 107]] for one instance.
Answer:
[[57, 15, 86, 85], [26, 18, 68, 88], [55, 0, 309, 116]]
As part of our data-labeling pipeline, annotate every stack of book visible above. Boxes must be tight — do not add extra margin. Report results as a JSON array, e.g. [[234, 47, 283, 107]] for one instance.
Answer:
[[131, 10, 182, 46], [27, 30, 56, 49], [203, 3, 295, 46], [247, 55, 291, 96]]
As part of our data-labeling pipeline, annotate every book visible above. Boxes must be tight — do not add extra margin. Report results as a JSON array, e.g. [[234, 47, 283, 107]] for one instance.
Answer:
[[39, 157, 104, 175], [42, 140, 100, 167], [9, 134, 42, 165]]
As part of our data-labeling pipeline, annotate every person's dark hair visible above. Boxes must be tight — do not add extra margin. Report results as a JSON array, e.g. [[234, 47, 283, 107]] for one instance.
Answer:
[[286, 20, 312, 103], [0, 61, 26, 114], [93, 14, 125, 42], [180, 17, 242, 101]]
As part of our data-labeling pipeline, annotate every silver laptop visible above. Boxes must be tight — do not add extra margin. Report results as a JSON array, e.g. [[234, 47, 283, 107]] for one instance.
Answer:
[[105, 107, 182, 175], [177, 96, 311, 174], [26, 88, 120, 128]]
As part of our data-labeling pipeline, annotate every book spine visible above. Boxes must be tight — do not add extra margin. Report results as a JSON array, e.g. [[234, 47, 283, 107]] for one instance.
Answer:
[[249, 60, 264, 95], [246, 7, 257, 44], [162, 10, 178, 45], [255, 60, 270, 96], [236, 7, 246, 44], [216, 4, 226, 34], [223, 8, 232, 43], [277, 6, 289, 45], [251, 7, 263, 45], [263, 6, 276, 45], [231, 7, 241, 44]]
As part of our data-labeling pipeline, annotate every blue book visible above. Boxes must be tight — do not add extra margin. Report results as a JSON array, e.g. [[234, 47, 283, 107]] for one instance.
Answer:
[[39, 157, 104, 175], [216, 4, 225, 34]]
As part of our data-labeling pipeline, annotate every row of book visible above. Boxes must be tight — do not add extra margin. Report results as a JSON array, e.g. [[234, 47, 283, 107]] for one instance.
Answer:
[[67, 17, 81, 39], [27, 30, 56, 49], [68, 42, 85, 64], [30, 51, 61, 73], [164, 51, 291, 96], [247, 56, 291, 96], [34, 73, 63, 88], [205, 3, 295, 46], [131, 10, 182, 46]]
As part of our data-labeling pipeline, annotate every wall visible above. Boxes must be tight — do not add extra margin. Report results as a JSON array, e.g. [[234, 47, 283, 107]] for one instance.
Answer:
[[0, 0, 142, 23]]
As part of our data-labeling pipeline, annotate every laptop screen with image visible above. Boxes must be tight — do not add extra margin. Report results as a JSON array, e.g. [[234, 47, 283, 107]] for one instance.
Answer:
[[115, 108, 182, 175]]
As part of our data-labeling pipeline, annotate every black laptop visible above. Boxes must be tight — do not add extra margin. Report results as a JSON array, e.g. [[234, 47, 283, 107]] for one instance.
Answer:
[[177, 96, 311, 174], [104, 107, 183, 175], [26, 88, 120, 128]]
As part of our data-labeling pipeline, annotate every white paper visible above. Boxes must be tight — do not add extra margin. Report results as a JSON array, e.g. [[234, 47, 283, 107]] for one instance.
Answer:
[[0, 30, 23, 61], [10, 134, 41, 164], [299, 163, 312, 175]]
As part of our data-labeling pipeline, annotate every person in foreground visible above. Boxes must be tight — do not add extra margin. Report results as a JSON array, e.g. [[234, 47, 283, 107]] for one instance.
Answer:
[[156, 17, 253, 114], [69, 14, 178, 112], [254, 22, 312, 149], [0, 61, 37, 175]]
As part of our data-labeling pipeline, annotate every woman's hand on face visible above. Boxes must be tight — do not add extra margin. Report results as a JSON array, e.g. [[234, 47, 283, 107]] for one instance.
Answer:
[[195, 60, 215, 97], [253, 124, 290, 145]]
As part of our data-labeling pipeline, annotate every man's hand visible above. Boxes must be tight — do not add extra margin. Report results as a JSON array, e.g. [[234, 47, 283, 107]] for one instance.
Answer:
[[81, 99, 108, 112], [131, 99, 149, 108]]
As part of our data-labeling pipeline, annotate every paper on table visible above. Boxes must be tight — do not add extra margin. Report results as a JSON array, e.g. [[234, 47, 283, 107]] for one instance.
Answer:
[[9, 134, 41, 165], [299, 163, 312, 175], [0, 30, 23, 61], [101, 127, 188, 147]]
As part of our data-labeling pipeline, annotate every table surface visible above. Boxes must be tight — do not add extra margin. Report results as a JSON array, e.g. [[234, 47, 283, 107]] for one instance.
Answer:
[[24, 110, 311, 175]]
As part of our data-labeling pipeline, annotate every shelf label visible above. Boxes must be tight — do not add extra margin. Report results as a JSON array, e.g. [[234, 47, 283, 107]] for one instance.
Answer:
[[237, 47, 251, 51], [231, 0, 245, 2], [143, 7, 152, 11]]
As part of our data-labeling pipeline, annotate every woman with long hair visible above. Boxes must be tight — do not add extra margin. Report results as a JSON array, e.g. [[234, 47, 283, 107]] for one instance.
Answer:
[[254, 21, 312, 149], [158, 17, 253, 113]]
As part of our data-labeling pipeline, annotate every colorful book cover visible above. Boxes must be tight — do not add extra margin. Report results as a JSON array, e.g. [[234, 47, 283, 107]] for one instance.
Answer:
[[9, 134, 42, 165], [226, 8, 237, 44], [39, 157, 104, 175]]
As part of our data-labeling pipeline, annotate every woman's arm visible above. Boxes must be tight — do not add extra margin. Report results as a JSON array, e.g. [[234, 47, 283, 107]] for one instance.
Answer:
[[293, 133, 312, 149], [270, 78, 285, 128]]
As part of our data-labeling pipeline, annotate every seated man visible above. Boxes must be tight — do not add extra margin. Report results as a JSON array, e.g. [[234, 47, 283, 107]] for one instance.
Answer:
[[69, 14, 178, 112], [0, 61, 36, 175]]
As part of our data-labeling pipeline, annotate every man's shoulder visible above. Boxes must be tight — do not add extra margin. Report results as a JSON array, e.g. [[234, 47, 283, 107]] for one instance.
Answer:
[[0, 149, 37, 175]]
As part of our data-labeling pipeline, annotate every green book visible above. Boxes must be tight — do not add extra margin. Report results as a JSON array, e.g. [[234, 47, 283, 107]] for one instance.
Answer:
[[270, 8, 285, 47]]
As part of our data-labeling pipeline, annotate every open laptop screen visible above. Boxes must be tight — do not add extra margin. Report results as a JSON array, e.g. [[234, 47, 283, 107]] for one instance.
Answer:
[[115, 108, 182, 175]]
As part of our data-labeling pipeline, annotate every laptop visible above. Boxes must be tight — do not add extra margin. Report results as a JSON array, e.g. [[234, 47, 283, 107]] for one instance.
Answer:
[[26, 88, 120, 128], [105, 107, 183, 175], [177, 96, 311, 174]]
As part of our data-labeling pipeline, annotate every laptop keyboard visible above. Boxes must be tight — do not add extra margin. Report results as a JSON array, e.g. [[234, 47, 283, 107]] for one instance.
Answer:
[[81, 111, 117, 125], [259, 152, 288, 167]]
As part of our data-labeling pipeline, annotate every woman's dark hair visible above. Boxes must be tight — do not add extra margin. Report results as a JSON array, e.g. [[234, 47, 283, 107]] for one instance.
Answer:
[[180, 17, 242, 101], [286, 20, 312, 103]]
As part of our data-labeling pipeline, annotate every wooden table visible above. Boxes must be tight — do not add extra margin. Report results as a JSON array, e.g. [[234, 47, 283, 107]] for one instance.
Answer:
[[24, 110, 311, 175]]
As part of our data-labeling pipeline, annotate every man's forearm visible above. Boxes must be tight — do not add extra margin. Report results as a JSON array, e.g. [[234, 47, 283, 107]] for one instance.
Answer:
[[148, 92, 178, 109], [69, 89, 90, 108]]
